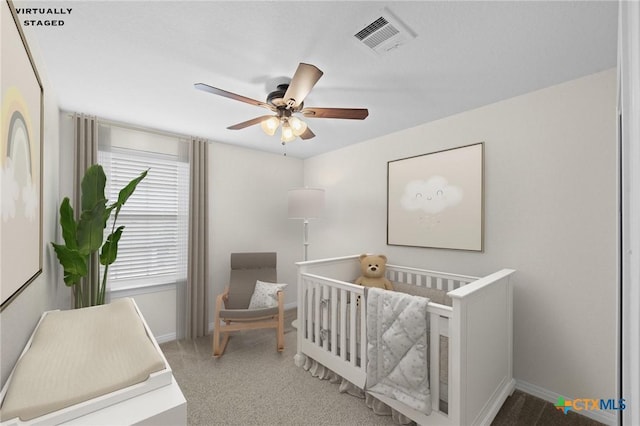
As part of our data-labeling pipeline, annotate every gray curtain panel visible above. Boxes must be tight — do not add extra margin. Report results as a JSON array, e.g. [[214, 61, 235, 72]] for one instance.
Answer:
[[186, 137, 210, 339], [72, 113, 99, 308]]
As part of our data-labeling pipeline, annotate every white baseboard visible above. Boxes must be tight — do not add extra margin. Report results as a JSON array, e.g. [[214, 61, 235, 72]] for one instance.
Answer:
[[516, 380, 618, 426], [155, 332, 177, 344]]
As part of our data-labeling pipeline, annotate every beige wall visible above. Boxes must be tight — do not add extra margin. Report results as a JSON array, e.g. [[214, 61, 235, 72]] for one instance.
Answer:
[[209, 142, 304, 323], [304, 69, 618, 401]]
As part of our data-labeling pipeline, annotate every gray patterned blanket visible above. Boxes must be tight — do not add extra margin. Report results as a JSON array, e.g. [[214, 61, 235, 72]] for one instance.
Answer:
[[365, 287, 432, 415]]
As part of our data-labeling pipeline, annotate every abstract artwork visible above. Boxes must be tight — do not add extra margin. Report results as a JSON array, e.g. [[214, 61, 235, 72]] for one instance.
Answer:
[[1, 0, 43, 309], [387, 143, 483, 251]]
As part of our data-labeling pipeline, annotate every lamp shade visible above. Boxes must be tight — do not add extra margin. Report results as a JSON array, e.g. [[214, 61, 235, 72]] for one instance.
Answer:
[[288, 188, 325, 219], [281, 122, 296, 143], [261, 116, 279, 136], [288, 116, 308, 136]]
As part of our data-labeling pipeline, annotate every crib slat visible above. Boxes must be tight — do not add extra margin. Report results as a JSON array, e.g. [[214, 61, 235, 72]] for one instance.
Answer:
[[331, 286, 338, 355], [322, 284, 329, 351], [314, 282, 321, 346], [447, 279, 454, 292], [426, 275, 433, 289], [306, 279, 312, 341], [307, 280, 313, 342], [437, 277, 443, 290], [430, 312, 440, 412], [360, 292, 367, 370], [439, 316, 449, 338], [340, 289, 347, 361], [448, 312, 453, 417], [350, 292, 357, 365]]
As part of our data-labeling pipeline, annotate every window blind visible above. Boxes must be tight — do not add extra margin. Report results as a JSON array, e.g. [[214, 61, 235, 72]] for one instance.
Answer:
[[99, 146, 189, 290]]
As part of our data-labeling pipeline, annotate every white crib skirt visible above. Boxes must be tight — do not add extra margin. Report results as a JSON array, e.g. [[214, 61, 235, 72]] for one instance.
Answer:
[[302, 356, 415, 425]]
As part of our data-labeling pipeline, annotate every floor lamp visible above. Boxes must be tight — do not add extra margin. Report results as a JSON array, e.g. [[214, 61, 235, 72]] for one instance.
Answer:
[[288, 188, 325, 261]]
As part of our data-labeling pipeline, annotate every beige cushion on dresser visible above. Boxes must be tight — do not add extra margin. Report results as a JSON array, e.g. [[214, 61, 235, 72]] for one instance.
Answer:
[[0, 298, 166, 422]]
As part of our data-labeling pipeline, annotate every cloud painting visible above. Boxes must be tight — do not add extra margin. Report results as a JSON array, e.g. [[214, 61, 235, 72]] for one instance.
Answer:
[[400, 176, 463, 215], [387, 143, 483, 251]]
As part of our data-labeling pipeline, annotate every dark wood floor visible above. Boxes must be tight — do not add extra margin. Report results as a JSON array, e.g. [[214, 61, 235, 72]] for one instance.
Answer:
[[492, 390, 605, 426]]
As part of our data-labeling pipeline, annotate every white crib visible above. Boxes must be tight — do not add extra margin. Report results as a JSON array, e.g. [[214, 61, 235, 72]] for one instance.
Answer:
[[293, 255, 516, 426]]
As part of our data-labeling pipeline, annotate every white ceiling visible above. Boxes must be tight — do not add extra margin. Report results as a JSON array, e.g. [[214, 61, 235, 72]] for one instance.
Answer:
[[23, 1, 618, 159]]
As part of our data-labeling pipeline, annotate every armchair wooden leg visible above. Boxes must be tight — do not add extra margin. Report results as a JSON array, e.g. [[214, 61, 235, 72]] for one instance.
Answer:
[[213, 322, 231, 358], [214, 332, 231, 358], [213, 290, 232, 358], [217, 333, 230, 358], [213, 325, 221, 357], [276, 315, 284, 352], [276, 291, 285, 352]]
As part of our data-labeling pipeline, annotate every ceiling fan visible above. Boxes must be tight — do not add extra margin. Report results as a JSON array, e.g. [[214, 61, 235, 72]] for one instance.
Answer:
[[194, 63, 369, 143]]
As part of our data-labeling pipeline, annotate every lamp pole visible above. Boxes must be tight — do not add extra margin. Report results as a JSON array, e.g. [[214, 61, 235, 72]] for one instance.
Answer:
[[288, 188, 325, 262], [303, 218, 310, 261]]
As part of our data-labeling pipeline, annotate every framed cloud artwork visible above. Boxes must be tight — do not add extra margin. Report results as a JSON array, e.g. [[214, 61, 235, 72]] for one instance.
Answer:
[[1, 0, 44, 310], [387, 142, 484, 251]]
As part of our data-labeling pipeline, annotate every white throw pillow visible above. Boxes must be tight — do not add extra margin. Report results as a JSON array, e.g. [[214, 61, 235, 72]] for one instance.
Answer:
[[248, 280, 287, 309]]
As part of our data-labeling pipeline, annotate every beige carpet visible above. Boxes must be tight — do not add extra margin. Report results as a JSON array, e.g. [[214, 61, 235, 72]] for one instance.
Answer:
[[160, 311, 396, 426], [160, 310, 604, 426]]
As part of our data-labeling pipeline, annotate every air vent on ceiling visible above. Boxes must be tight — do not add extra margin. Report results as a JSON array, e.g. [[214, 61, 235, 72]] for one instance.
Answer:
[[353, 7, 417, 55]]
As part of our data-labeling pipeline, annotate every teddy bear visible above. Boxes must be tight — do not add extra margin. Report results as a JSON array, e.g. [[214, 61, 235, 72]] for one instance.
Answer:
[[355, 254, 393, 290]]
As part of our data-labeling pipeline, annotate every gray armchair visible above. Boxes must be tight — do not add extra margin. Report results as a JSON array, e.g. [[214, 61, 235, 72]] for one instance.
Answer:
[[212, 252, 284, 357]]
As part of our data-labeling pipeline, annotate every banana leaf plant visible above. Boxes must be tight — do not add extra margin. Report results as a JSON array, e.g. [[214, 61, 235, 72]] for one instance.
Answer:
[[52, 164, 147, 308]]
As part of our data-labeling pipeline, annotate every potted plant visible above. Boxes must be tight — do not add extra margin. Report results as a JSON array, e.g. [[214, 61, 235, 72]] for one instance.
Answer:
[[52, 164, 147, 308]]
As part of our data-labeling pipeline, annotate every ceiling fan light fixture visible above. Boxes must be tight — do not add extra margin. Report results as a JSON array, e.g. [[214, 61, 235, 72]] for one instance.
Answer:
[[196, 62, 368, 145], [289, 116, 308, 137], [281, 122, 296, 143], [261, 116, 280, 136]]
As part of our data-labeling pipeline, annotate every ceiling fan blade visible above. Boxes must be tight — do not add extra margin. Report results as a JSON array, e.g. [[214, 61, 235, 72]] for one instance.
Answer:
[[301, 107, 369, 120], [227, 115, 274, 130], [283, 63, 323, 109], [299, 127, 315, 140], [195, 83, 275, 111]]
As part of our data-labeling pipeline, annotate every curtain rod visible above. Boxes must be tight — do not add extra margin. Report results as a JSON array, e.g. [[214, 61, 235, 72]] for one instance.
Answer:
[[64, 111, 209, 142]]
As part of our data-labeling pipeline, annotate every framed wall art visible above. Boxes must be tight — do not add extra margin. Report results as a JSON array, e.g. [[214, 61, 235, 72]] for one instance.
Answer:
[[1, 0, 44, 310], [387, 142, 484, 251]]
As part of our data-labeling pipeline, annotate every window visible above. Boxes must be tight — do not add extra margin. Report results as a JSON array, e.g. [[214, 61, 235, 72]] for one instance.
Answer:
[[98, 125, 189, 290]]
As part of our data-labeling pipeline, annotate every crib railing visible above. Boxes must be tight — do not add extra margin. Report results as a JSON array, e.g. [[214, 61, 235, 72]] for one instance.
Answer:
[[296, 269, 460, 408], [386, 264, 477, 292], [298, 273, 367, 387], [294, 257, 477, 405], [295, 256, 516, 425]]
